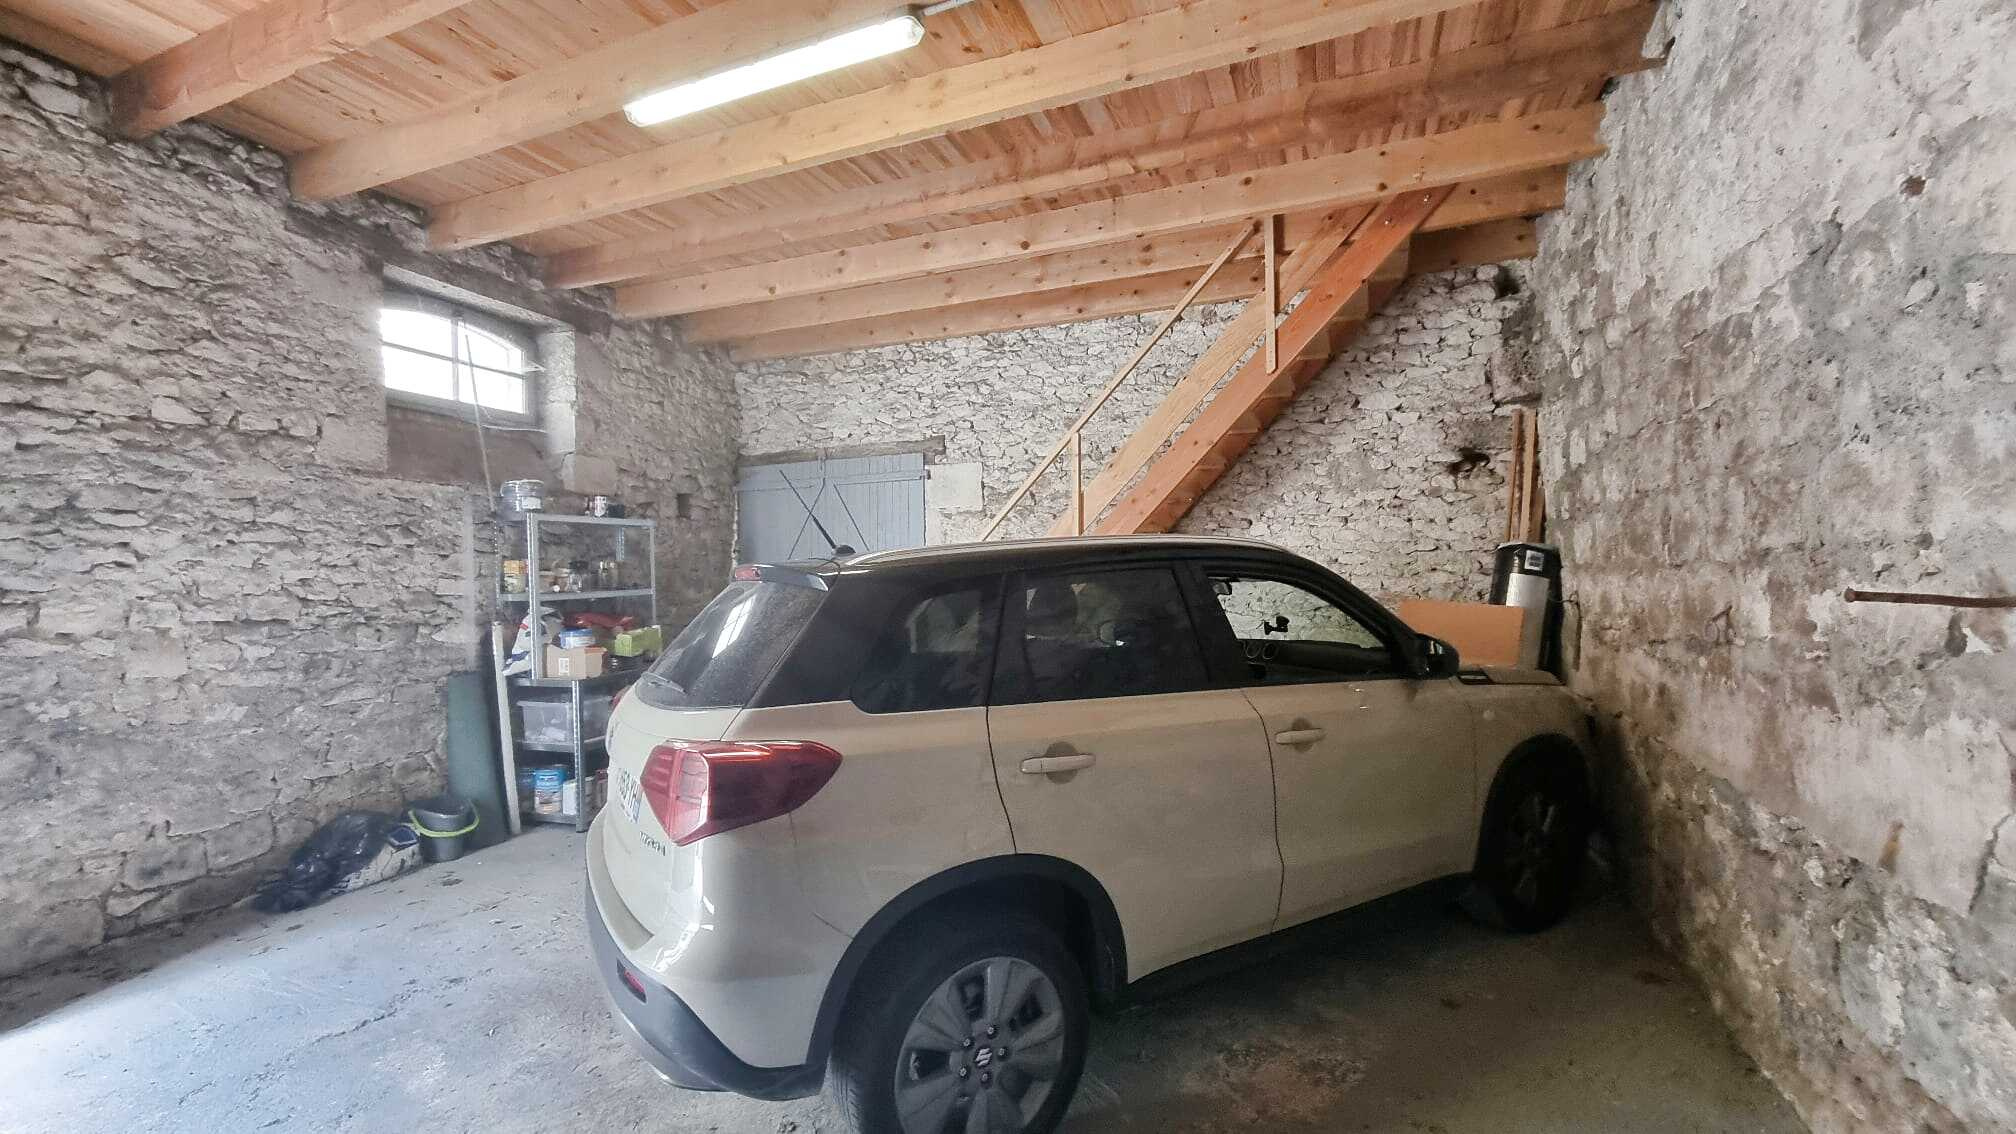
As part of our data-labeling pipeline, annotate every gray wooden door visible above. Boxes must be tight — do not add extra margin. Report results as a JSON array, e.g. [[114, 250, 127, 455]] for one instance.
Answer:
[[737, 453, 927, 562]]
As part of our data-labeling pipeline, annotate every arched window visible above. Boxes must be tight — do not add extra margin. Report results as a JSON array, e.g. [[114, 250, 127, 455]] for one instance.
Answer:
[[380, 290, 536, 420]]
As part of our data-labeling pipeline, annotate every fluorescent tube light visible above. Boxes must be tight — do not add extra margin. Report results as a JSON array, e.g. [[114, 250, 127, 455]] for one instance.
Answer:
[[624, 12, 926, 128]]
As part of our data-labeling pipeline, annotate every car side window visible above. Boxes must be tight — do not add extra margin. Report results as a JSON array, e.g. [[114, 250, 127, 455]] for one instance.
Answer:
[[1001, 566, 1209, 703], [851, 584, 992, 713], [1208, 574, 1401, 683]]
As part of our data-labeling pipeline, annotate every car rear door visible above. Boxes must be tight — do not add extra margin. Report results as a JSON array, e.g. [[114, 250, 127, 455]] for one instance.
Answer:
[[1193, 563, 1475, 930], [986, 562, 1280, 979]]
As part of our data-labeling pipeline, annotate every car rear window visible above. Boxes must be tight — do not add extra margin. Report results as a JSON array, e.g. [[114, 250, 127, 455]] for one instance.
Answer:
[[634, 579, 826, 710]]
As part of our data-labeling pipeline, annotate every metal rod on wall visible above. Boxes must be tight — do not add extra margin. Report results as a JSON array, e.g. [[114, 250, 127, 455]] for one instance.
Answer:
[[1843, 588, 2016, 609]]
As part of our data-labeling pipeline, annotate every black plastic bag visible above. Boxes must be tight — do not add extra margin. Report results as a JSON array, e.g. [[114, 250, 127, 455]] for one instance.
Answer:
[[251, 811, 418, 912]]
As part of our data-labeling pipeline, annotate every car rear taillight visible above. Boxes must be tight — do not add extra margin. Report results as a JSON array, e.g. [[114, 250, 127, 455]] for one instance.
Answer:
[[638, 740, 842, 845]]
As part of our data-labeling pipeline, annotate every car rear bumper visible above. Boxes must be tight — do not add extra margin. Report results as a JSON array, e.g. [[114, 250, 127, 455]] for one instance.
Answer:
[[585, 877, 825, 1101]]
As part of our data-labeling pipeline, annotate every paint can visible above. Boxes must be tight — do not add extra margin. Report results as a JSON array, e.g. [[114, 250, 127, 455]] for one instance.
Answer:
[[531, 767, 568, 816], [499, 479, 545, 518]]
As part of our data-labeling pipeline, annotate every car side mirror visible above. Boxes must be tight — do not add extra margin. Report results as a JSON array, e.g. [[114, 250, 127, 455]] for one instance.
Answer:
[[1416, 634, 1461, 678], [1262, 614, 1289, 636]]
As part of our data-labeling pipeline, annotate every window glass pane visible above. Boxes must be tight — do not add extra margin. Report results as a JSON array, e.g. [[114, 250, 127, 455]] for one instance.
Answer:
[[381, 345, 455, 401], [853, 586, 989, 713], [459, 325, 525, 375], [1013, 567, 1206, 702], [467, 368, 526, 414], [1209, 575, 1397, 683], [381, 299, 538, 417], [635, 580, 826, 710], [380, 308, 452, 356]]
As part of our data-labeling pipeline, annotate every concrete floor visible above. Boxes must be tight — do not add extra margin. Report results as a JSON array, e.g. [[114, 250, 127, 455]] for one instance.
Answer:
[[0, 829, 1803, 1134]]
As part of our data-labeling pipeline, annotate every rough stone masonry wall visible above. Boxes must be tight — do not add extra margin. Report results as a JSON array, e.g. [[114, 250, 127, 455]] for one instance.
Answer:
[[1516, 1, 2016, 1128], [0, 45, 738, 978], [738, 267, 1526, 602]]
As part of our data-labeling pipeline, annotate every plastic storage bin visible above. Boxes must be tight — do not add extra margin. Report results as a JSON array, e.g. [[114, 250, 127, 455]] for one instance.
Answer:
[[515, 696, 613, 746]]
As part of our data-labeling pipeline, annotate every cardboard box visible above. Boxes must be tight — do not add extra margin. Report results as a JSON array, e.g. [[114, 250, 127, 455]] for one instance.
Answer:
[[544, 645, 607, 679], [1394, 600, 1527, 668]]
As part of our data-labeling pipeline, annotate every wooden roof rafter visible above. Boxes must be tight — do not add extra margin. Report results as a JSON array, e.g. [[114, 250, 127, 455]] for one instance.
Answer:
[[613, 104, 1606, 318], [544, 4, 1654, 289], [110, 0, 473, 137], [682, 179, 1557, 343], [287, 0, 908, 200], [725, 216, 1537, 361], [423, 0, 1490, 249], [1, 0, 1662, 355]]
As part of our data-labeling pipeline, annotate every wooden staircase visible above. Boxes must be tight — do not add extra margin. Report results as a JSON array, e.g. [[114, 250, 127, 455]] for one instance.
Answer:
[[976, 188, 1453, 543], [1068, 187, 1452, 535]]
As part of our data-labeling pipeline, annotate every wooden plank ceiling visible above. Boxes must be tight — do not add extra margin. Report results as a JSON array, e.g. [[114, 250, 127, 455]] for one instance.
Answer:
[[1, 0, 1657, 358]]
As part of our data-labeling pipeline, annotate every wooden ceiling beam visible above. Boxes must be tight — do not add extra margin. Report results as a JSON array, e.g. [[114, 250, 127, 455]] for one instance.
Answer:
[[1405, 216, 1537, 272], [618, 104, 1603, 319], [552, 121, 1314, 291], [730, 264, 1275, 362], [547, 5, 1655, 289], [723, 214, 1537, 361], [682, 173, 1557, 342], [425, 0, 1484, 250], [108, 0, 471, 138], [0, 10, 130, 75], [685, 212, 1365, 345], [289, 0, 903, 199]]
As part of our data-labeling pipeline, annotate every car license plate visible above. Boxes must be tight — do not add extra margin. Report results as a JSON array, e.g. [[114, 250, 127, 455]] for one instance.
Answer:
[[616, 767, 643, 823]]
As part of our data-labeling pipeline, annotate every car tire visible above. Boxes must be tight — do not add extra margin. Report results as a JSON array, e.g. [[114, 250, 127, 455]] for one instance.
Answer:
[[830, 910, 1089, 1134], [1477, 754, 1592, 932]]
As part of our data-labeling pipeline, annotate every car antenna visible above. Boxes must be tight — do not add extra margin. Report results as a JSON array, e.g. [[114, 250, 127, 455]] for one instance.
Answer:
[[780, 470, 848, 556]]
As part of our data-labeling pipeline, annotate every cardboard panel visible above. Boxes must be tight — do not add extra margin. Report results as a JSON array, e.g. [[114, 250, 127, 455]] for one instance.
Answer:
[[1395, 599, 1526, 668]]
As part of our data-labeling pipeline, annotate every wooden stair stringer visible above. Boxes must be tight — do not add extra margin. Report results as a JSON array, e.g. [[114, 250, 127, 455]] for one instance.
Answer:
[[1092, 188, 1451, 535], [1041, 204, 1376, 537]]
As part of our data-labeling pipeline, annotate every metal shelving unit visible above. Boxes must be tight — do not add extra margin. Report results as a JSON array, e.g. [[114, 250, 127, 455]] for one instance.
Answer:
[[500, 513, 657, 680], [497, 514, 657, 832]]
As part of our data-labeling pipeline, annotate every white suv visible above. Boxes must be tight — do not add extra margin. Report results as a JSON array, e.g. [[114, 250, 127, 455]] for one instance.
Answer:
[[586, 536, 1593, 1134]]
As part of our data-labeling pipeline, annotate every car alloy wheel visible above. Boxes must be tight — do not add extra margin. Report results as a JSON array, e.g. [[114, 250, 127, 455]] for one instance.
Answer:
[[893, 956, 1068, 1134], [1502, 788, 1566, 909], [1481, 754, 1590, 931]]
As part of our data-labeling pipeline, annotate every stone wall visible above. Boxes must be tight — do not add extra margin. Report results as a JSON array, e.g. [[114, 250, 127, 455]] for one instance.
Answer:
[[0, 44, 737, 977], [1515, 0, 2016, 1128], [737, 266, 1526, 602], [577, 319, 740, 622]]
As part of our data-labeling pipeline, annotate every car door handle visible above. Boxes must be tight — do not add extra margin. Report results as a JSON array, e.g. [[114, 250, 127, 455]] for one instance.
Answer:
[[1020, 753, 1095, 774], [1273, 728, 1326, 746]]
